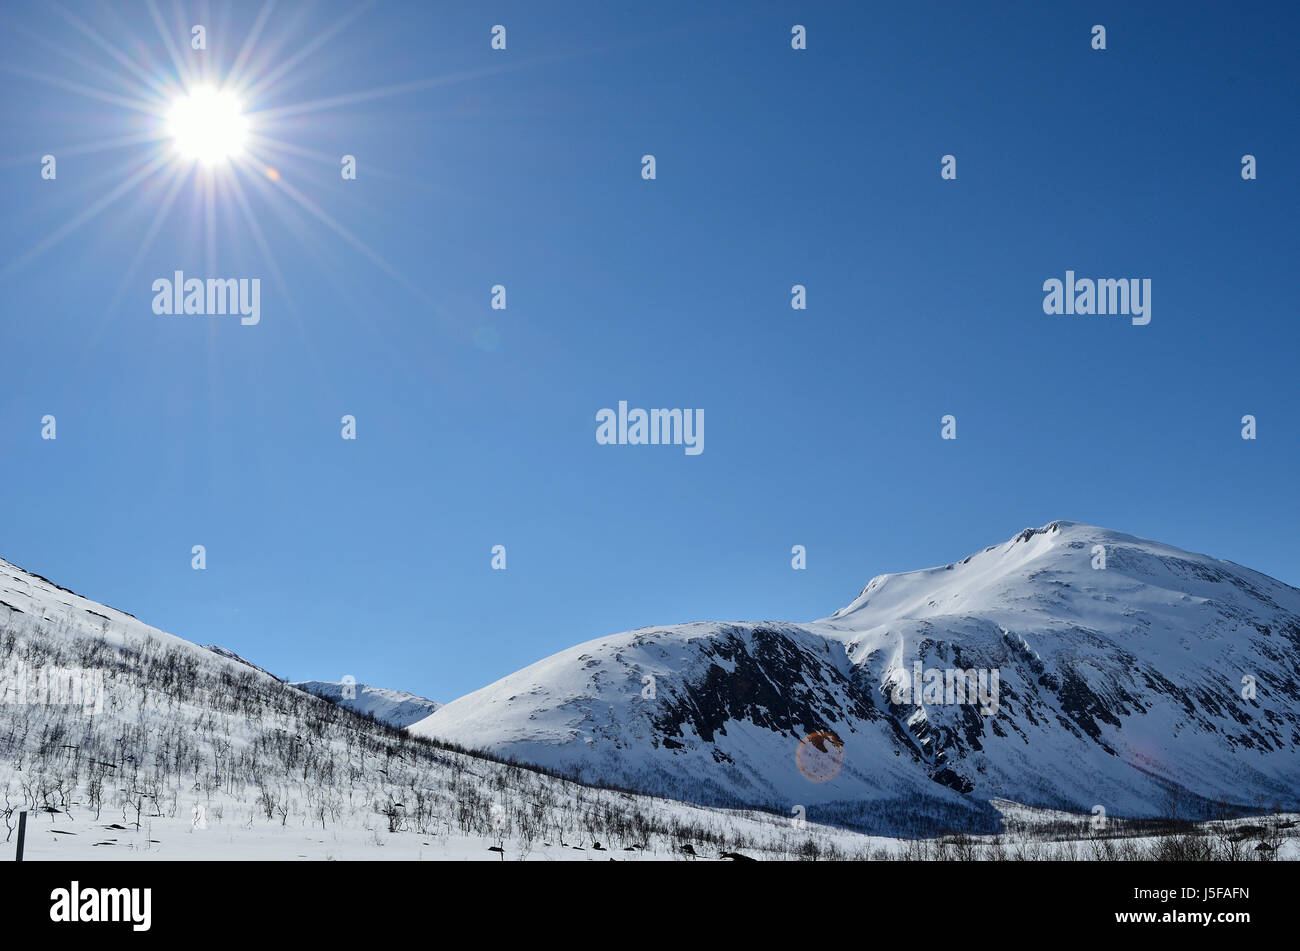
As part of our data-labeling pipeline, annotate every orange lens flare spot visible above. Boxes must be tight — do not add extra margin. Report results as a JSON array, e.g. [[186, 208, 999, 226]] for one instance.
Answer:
[[796, 730, 844, 783]]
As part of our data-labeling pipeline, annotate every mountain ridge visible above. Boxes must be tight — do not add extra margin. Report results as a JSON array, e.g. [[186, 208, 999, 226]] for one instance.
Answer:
[[292, 680, 441, 729]]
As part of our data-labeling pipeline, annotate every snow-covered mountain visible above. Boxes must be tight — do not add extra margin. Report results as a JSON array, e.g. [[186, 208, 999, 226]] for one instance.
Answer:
[[410, 522, 1300, 832], [293, 680, 441, 729]]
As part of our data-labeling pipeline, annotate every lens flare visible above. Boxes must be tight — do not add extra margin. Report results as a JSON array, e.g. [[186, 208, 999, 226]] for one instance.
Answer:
[[796, 730, 845, 783]]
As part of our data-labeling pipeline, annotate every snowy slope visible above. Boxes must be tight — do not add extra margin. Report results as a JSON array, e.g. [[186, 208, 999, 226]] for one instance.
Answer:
[[0, 555, 880, 859], [293, 680, 441, 729], [0, 559, 277, 682], [410, 522, 1300, 831]]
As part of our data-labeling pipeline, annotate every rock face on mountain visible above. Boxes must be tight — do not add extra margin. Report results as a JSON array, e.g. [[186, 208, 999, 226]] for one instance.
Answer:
[[410, 522, 1300, 832]]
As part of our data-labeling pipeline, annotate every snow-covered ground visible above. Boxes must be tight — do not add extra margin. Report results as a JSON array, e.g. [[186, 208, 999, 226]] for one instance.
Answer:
[[15, 793, 1295, 862], [13, 787, 881, 861]]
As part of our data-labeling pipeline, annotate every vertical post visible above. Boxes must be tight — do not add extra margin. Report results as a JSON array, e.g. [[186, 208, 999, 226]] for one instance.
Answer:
[[15, 810, 27, 861]]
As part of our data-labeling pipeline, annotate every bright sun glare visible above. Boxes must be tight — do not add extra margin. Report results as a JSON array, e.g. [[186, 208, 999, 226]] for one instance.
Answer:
[[8, 6, 458, 310], [167, 86, 249, 165]]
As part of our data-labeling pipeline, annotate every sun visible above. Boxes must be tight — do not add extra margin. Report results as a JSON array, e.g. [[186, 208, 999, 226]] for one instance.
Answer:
[[7, 4, 484, 311], [167, 86, 249, 165]]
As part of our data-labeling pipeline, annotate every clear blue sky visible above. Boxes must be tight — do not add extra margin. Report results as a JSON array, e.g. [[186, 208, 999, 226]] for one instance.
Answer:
[[2, 1, 1296, 702]]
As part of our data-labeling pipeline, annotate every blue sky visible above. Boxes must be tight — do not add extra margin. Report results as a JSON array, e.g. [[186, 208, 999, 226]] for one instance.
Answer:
[[1, 1, 1296, 703]]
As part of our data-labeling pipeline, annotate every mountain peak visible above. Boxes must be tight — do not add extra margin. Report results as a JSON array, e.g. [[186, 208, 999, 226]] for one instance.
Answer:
[[1012, 519, 1072, 543]]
